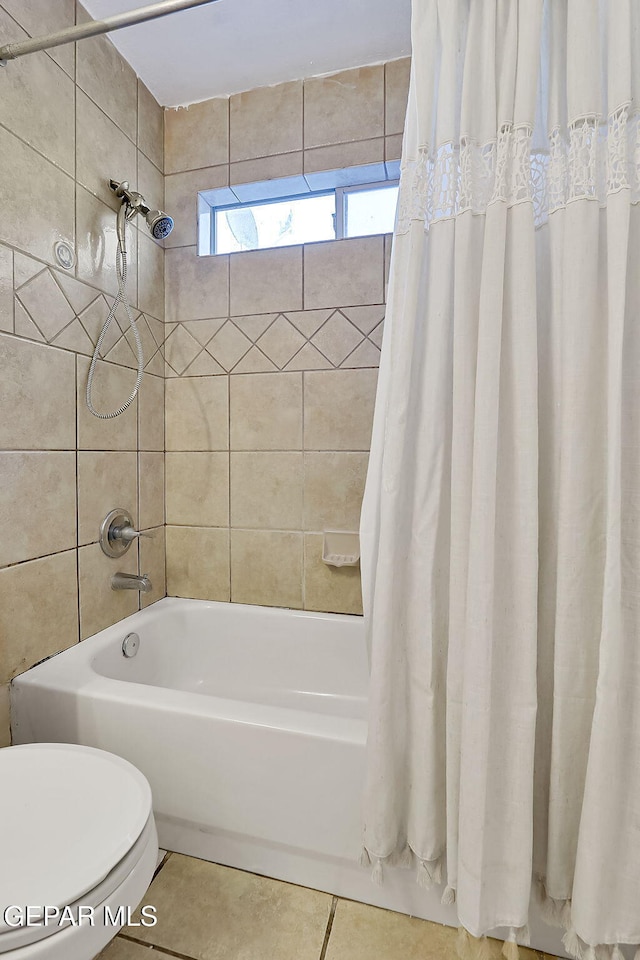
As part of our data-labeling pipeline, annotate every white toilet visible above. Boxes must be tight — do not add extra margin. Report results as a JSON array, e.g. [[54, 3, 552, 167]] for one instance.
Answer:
[[0, 743, 158, 960]]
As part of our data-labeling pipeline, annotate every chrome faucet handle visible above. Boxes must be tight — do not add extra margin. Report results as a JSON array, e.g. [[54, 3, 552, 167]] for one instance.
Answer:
[[100, 509, 153, 558], [113, 524, 154, 544]]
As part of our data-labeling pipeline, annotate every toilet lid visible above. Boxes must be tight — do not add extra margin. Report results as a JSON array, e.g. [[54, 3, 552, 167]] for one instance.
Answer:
[[0, 743, 152, 934]]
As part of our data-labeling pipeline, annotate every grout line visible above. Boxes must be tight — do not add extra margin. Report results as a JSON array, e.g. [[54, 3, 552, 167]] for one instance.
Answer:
[[301, 236, 306, 311], [169, 136, 389, 179], [118, 932, 200, 960], [166, 147, 318, 181], [49, 313, 86, 345], [318, 897, 338, 960], [152, 364, 380, 380], [10, 250, 15, 334], [165, 524, 307, 533], [49, 269, 100, 317], [76, 83, 141, 152], [0, 119, 77, 186], [0, 544, 78, 574], [137, 79, 142, 168], [0, 447, 152, 453], [13, 292, 49, 343], [2, 5, 75, 80], [225, 341, 260, 375], [244, 338, 281, 371], [0, 326, 165, 377], [165, 448, 368, 455]]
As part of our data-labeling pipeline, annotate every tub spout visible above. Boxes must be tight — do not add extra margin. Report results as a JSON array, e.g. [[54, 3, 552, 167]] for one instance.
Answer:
[[111, 572, 152, 593]]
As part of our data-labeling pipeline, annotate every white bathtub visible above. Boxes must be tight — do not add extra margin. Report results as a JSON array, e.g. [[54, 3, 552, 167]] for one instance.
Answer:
[[10, 598, 567, 956]]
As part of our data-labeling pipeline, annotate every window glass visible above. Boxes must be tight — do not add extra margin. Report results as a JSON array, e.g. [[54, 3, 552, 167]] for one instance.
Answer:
[[215, 193, 336, 254], [344, 184, 399, 238]]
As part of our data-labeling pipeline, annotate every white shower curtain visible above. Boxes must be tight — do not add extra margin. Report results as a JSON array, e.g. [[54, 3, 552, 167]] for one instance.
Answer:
[[360, 0, 640, 953]]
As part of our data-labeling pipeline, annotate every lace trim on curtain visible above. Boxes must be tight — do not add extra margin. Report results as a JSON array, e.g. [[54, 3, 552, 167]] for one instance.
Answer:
[[395, 105, 640, 234]]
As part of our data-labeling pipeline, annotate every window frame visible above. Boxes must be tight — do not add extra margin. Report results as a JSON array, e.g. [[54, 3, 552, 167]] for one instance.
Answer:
[[198, 162, 401, 256], [337, 180, 400, 240]]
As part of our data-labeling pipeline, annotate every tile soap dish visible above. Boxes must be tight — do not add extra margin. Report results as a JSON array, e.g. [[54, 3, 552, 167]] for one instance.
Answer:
[[322, 531, 360, 568]]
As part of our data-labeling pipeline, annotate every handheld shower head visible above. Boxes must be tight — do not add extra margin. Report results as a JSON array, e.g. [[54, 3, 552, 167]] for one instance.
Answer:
[[109, 179, 174, 240], [146, 209, 174, 240]]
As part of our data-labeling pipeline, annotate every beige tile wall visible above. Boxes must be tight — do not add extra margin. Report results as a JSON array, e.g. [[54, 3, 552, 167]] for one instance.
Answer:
[[0, 1, 167, 746], [163, 59, 410, 615], [0, 48, 409, 743]]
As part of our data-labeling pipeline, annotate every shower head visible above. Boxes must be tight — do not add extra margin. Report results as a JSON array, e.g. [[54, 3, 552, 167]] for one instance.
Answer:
[[109, 179, 174, 240], [145, 209, 174, 240]]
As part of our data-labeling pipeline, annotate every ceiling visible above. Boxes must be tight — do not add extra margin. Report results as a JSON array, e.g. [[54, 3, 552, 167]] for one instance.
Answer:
[[80, 0, 412, 107]]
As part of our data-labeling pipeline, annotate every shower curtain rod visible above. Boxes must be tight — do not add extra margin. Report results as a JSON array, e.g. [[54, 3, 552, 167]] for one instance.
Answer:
[[0, 0, 219, 65]]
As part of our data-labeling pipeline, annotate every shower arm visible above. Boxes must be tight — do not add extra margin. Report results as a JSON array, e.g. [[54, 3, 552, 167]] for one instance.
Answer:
[[0, 0, 219, 65]]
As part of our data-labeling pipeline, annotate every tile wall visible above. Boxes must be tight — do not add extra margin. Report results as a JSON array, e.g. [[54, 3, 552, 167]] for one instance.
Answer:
[[163, 60, 410, 614], [0, 36, 409, 745], [0, 0, 166, 746]]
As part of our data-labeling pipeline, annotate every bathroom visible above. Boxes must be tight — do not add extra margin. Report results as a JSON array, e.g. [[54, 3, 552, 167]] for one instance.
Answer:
[[1, 2, 639, 960]]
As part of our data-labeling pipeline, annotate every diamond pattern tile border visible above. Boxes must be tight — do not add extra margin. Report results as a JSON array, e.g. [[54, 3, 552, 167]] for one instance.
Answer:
[[11, 255, 165, 375], [165, 308, 383, 377], [9, 252, 382, 378]]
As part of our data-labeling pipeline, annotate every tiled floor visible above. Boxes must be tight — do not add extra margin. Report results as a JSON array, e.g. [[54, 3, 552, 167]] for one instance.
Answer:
[[99, 853, 557, 960]]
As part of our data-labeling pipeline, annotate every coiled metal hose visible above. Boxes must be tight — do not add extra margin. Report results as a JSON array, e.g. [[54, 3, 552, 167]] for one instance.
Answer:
[[86, 203, 144, 419]]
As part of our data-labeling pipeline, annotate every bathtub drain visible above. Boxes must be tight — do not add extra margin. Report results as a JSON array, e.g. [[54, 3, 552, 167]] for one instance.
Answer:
[[122, 633, 140, 658]]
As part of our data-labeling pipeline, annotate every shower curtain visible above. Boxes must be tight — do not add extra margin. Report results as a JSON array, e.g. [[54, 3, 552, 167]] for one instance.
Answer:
[[360, 0, 640, 954]]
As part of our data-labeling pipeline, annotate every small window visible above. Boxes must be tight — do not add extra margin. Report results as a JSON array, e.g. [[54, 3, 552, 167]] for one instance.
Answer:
[[215, 192, 336, 255], [343, 183, 400, 239], [199, 162, 400, 256]]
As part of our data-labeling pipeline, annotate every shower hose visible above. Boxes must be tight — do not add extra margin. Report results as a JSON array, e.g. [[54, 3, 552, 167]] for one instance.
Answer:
[[86, 202, 144, 419]]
